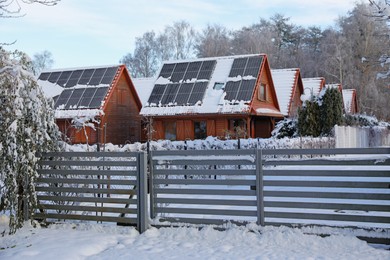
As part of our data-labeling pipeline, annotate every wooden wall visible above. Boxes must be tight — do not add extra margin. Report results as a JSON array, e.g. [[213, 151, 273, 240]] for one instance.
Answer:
[[102, 71, 141, 145]]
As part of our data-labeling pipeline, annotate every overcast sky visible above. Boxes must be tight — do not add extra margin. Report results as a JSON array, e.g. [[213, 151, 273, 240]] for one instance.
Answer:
[[2, 0, 358, 69]]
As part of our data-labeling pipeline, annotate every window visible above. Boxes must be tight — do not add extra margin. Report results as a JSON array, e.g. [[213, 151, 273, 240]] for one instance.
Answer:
[[259, 83, 266, 101], [229, 119, 247, 138], [194, 121, 207, 139], [164, 121, 176, 140], [213, 82, 224, 90]]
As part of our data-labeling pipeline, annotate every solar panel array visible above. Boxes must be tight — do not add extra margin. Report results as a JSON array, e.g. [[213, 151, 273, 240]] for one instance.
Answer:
[[39, 66, 120, 110], [224, 56, 263, 102], [147, 60, 216, 106], [38, 66, 119, 88], [54, 87, 109, 109]]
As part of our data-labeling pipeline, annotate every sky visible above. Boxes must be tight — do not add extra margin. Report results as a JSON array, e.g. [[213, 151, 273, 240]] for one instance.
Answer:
[[2, 0, 358, 69]]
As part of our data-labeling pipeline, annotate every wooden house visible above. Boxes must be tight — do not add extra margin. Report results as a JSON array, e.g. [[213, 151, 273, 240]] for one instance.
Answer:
[[302, 77, 325, 99], [271, 68, 304, 117], [38, 65, 142, 145], [140, 54, 283, 141], [342, 89, 359, 114]]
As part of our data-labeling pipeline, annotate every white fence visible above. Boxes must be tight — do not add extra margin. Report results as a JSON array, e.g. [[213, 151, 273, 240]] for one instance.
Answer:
[[334, 126, 390, 148]]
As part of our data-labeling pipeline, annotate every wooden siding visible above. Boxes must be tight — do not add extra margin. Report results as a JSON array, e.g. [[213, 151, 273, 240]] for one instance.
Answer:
[[101, 71, 141, 144], [250, 56, 281, 117]]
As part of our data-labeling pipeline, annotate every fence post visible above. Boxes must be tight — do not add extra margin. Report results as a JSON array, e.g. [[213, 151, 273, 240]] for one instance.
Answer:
[[137, 152, 148, 233], [149, 150, 155, 219], [256, 149, 265, 226]]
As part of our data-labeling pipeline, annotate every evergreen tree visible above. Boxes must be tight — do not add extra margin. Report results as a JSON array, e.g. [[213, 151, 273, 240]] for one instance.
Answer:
[[319, 87, 344, 136], [0, 48, 60, 233], [298, 99, 321, 137]]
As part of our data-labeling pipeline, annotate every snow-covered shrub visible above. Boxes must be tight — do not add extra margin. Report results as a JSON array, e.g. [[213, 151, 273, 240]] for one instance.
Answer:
[[0, 48, 61, 233], [272, 118, 298, 139]]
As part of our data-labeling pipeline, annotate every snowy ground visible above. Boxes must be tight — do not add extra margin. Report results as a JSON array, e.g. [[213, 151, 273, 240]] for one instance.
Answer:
[[0, 218, 389, 260]]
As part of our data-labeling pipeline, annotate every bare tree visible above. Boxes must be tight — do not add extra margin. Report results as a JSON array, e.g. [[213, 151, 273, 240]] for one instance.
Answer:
[[120, 31, 159, 78], [31, 50, 54, 76], [164, 20, 196, 60], [195, 24, 231, 58], [0, 0, 60, 18]]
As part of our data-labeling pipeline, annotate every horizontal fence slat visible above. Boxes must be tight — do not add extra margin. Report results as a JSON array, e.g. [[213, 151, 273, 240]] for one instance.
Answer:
[[264, 190, 390, 200], [154, 188, 255, 196], [263, 169, 390, 177], [152, 149, 256, 157], [156, 207, 257, 217], [35, 186, 136, 195], [157, 217, 248, 226], [155, 198, 256, 207], [263, 180, 389, 189], [153, 169, 256, 176], [38, 204, 136, 214], [38, 169, 137, 176], [39, 160, 137, 167], [153, 179, 254, 186], [264, 211, 390, 223], [153, 159, 254, 166], [33, 213, 137, 224], [40, 151, 139, 158], [261, 148, 390, 155], [264, 201, 390, 212], [37, 195, 135, 205], [264, 159, 390, 166], [36, 177, 136, 186]]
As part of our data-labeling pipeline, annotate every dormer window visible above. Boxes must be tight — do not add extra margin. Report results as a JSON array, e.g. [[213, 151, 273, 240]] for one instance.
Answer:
[[259, 83, 266, 101]]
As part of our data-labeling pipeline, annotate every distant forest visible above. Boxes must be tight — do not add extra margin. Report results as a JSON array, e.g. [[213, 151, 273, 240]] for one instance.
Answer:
[[120, 2, 390, 120]]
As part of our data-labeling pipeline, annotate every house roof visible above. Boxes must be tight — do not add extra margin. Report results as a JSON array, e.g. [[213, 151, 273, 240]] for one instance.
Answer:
[[271, 68, 301, 116], [342, 89, 358, 114], [38, 65, 122, 119], [140, 54, 280, 117], [132, 77, 156, 106], [301, 77, 325, 101]]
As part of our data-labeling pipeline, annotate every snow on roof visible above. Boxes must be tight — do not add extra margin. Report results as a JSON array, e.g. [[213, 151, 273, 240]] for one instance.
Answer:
[[342, 89, 355, 113], [271, 68, 298, 116], [38, 78, 64, 98], [132, 77, 156, 105], [302, 77, 324, 96], [141, 54, 264, 116]]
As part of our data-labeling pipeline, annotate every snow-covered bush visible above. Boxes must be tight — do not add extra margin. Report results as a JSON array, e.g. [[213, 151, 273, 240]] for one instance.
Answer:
[[272, 118, 298, 139], [0, 48, 61, 233]]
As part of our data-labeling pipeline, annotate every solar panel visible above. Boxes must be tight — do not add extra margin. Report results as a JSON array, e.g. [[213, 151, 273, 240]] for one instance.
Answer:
[[38, 72, 51, 81], [244, 56, 262, 77], [101, 67, 118, 84], [198, 60, 216, 80], [47, 72, 61, 84], [187, 82, 207, 105], [224, 81, 240, 101], [229, 57, 248, 77], [55, 89, 73, 109], [65, 88, 85, 109], [79, 88, 97, 107], [56, 71, 72, 87], [236, 79, 256, 101], [170, 62, 189, 82], [161, 83, 180, 105], [147, 84, 167, 105], [174, 83, 194, 105], [65, 70, 83, 88], [78, 69, 95, 85], [89, 87, 109, 108], [158, 63, 175, 78], [89, 68, 107, 85], [183, 61, 201, 81]]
